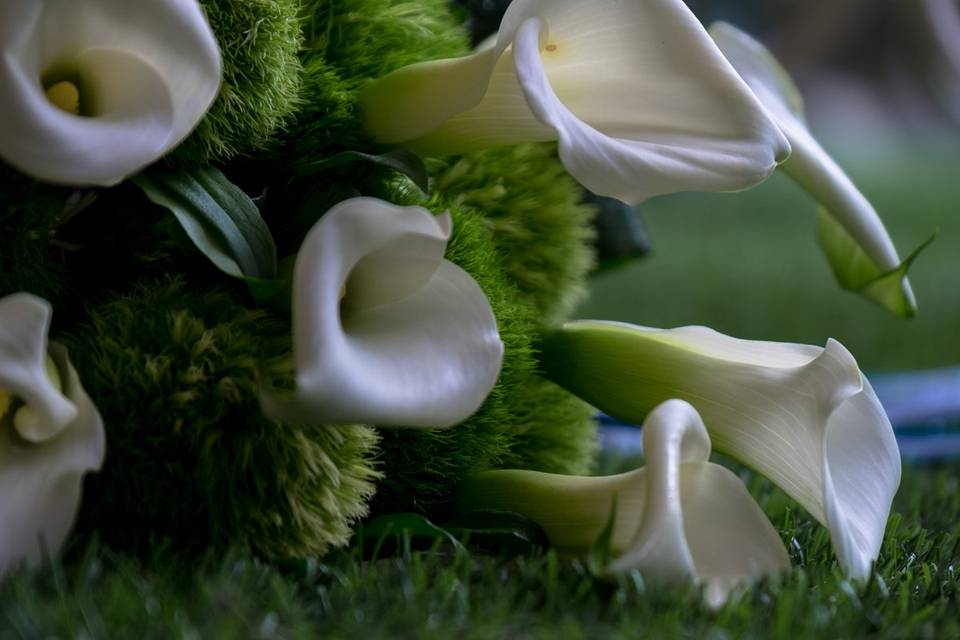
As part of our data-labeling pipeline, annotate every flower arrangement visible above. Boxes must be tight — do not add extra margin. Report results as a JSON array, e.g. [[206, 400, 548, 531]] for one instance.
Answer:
[[0, 0, 928, 608]]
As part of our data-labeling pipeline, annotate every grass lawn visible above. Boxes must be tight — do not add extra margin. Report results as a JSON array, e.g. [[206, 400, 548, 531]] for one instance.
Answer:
[[3, 142, 958, 638], [3, 461, 958, 639]]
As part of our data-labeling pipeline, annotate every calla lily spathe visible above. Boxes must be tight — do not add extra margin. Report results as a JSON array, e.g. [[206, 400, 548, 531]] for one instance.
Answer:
[[710, 22, 919, 317], [261, 198, 504, 429], [458, 400, 789, 606], [0, 294, 106, 574], [540, 321, 900, 580], [362, 0, 790, 204], [0, 0, 222, 186]]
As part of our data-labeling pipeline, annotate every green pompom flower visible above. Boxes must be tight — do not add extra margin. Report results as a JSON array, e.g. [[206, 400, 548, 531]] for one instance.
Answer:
[[176, 0, 305, 163], [433, 143, 598, 326], [68, 279, 380, 558]]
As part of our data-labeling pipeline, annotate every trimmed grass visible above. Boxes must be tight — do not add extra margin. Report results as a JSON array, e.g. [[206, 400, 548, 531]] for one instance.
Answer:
[[2, 460, 958, 638]]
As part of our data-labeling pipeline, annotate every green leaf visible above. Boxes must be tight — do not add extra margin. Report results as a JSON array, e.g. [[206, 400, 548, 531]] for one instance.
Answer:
[[133, 166, 278, 280], [291, 150, 430, 194], [816, 209, 935, 318]]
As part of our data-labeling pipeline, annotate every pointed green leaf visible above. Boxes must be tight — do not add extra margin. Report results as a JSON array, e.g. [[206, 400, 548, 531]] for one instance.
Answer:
[[133, 166, 278, 280], [817, 209, 935, 318]]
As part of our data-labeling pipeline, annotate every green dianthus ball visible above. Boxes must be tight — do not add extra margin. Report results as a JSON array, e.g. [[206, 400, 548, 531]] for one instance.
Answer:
[[433, 144, 598, 326], [176, 0, 305, 163], [302, 0, 469, 82], [69, 279, 380, 558], [276, 55, 361, 170], [279, 0, 469, 166]]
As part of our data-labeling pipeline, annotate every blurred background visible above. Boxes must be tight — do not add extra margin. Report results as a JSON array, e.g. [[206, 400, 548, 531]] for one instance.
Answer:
[[459, 0, 960, 456], [573, 0, 960, 368]]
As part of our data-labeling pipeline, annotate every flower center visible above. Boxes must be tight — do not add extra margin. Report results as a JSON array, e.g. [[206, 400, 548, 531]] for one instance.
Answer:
[[45, 80, 81, 115], [0, 356, 66, 436]]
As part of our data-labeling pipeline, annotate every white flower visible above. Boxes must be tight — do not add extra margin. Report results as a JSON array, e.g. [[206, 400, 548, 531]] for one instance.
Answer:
[[710, 22, 918, 317], [261, 198, 504, 429], [361, 0, 790, 204], [459, 400, 789, 607], [0, 0, 222, 186], [0, 294, 106, 574], [540, 321, 900, 580]]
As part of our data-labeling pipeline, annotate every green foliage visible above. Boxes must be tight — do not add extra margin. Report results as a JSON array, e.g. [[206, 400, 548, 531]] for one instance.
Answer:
[[0, 166, 68, 300], [3, 464, 959, 638], [133, 165, 278, 280], [67, 279, 380, 558], [175, 0, 305, 163], [433, 144, 598, 326]]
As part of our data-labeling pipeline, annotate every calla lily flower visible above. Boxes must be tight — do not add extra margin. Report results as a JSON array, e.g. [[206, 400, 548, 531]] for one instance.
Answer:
[[458, 399, 789, 606], [362, 0, 791, 204], [261, 198, 504, 429], [0, 0, 222, 186], [539, 321, 900, 580], [0, 294, 106, 574], [710, 22, 921, 317]]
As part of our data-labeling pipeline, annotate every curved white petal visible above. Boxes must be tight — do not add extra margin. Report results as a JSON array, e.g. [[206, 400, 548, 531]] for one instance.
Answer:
[[363, 0, 790, 204], [540, 321, 901, 579], [458, 400, 788, 605], [710, 22, 916, 316], [261, 198, 504, 429], [0, 0, 221, 186], [0, 296, 106, 574]]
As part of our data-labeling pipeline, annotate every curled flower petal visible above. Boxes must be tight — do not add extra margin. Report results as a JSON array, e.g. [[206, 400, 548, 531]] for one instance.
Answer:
[[0, 294, 76, 442], [710, 22, 920, 317], [458, 400, 789, 606], [0, 0, 221, 186], [0, 294, 106, 573], [362, 0, 790, 204], [261, 198, 504, 429], [540, 321, 900, 579]]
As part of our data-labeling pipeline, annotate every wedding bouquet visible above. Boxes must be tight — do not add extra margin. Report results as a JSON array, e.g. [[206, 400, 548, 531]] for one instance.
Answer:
[[0, 0, 926, 606]]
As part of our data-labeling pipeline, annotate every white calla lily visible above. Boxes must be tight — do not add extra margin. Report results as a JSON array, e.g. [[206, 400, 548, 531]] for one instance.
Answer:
[[710, 22, 921, 317], [0, 0, 221, 186], [261, 198, 504, 429], [0, 294, 106, 574], [362, 0, 790, 204], [459, 399, 789, 606], [540, 321, 900, 580]]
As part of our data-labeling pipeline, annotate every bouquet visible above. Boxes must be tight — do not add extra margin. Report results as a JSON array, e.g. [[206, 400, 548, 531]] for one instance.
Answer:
[[0, 0, 927, 608]]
